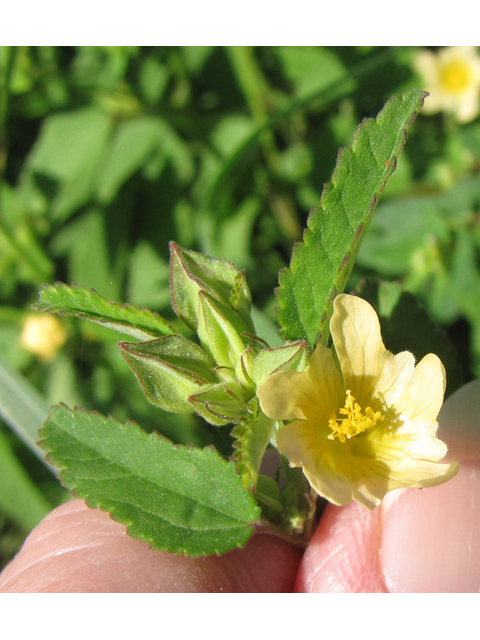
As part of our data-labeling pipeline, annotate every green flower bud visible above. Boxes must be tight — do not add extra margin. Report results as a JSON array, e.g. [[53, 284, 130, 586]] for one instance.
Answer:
[[119, 335, 215, 413], [197, 291, 250, 369], [169, 242, 254, 332]]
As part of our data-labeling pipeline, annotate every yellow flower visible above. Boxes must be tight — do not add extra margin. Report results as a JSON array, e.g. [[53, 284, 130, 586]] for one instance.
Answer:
[[20, 314, 67, 361], [414, 46, 480, 123], [257, 295, 458, 509]]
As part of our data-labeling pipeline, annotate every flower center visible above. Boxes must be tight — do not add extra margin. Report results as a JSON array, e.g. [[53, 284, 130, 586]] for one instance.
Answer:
[[439, 60, 474, 95], [328, 390, 384, 443]]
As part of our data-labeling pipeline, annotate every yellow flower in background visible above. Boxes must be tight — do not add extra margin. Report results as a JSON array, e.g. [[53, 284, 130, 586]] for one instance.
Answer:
[[20, 314, 67, 361], [414, 46, 480, 123], [257, 295, 458, 509]]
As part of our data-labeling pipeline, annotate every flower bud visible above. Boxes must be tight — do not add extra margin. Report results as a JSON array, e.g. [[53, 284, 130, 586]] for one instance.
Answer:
[[119, 335, 214, 413], [169, 242, 254, 332], [197, 291, 249, 369]]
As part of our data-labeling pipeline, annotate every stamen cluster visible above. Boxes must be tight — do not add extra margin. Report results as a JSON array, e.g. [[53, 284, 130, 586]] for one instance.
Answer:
[[328, 390, 384, 443]]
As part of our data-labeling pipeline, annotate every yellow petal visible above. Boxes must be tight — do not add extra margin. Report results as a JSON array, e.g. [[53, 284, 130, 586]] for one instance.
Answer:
[[370, 457, 459, 495], [455, 87, 480, 122], [413, 51, 441, 109], [347, 457, 458, 509], [330, 294, 389, 404], [277, 420, 353, 506], [256, 370, 307, 420], [371, 424, 448, 461], [303, 344, 343, 421], [440, 46, 479, 67], [373, 350, 416, 410], [398, 353, 446, 424], [413, 49, 438, 81]]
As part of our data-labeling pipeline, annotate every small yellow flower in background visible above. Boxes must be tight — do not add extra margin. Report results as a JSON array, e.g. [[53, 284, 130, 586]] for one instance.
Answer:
[[20, 313, 67, 361], [257, 295, 459, 509], [414, 46, 480, 123]]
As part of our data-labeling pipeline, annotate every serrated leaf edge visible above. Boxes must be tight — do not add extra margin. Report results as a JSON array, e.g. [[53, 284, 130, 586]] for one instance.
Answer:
[[276, 89, 428, 345], [34, 282, 176, 339], [39, 404, 260, 556]]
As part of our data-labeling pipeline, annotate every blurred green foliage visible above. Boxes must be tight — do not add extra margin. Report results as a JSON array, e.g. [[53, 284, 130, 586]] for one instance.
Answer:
[[1, 46, 480, 569]]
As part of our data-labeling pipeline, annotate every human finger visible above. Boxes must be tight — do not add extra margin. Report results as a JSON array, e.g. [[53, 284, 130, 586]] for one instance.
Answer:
[[0, 498, 302, 593]]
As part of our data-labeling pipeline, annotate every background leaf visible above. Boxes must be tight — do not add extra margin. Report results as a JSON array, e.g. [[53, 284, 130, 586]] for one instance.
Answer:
[[276, 89, 427, 346], [19, 107, 112, 222], [40, 405, 260, 556], [0, 428, 51, 530]]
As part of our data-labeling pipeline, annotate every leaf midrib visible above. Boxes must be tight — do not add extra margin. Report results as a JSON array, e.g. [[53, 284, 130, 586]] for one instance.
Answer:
[[45, 416, 256, 527]]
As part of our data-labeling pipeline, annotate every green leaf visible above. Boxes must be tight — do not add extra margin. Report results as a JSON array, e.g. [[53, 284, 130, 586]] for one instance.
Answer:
[[356, 197, 449, 277], [276, 46, 348, 99], [0, 427, 51, 531], [276, 89, 427, 345], [139, 57, 169, 105], [97, 116, 165, 204], [254, 474, 283, 517], [250, 306, 283, 348], [40, 406, 260, 556], [34, 282, 176, 341], [128, 241, 171, 309], [55, 208, 121, 302], [19, 107, 113, 222]]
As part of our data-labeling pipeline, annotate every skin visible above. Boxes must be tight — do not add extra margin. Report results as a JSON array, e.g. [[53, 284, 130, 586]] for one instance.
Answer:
[[2, 383, 480, 593], [0, 459, 479, 592]]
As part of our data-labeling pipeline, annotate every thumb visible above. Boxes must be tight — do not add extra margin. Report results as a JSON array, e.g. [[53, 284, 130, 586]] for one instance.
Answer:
[[296, 460, 480, 592], [295, 380, 480, 592]]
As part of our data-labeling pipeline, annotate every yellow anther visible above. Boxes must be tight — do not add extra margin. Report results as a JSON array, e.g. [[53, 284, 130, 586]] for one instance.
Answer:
[[328, 390, 384, 443]]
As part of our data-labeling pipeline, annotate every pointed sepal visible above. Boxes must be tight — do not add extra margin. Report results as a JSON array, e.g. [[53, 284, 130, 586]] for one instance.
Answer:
[[251, 341, 310, 386], [189, 381, 249, 426]]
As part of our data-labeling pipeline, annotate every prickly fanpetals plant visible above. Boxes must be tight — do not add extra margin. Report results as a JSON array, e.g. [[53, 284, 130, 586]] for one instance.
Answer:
[[35, 90, 458, 556]]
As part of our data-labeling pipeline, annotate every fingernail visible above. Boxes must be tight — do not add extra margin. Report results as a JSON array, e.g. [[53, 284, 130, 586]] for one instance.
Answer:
[[381, 461, 480, 592]]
